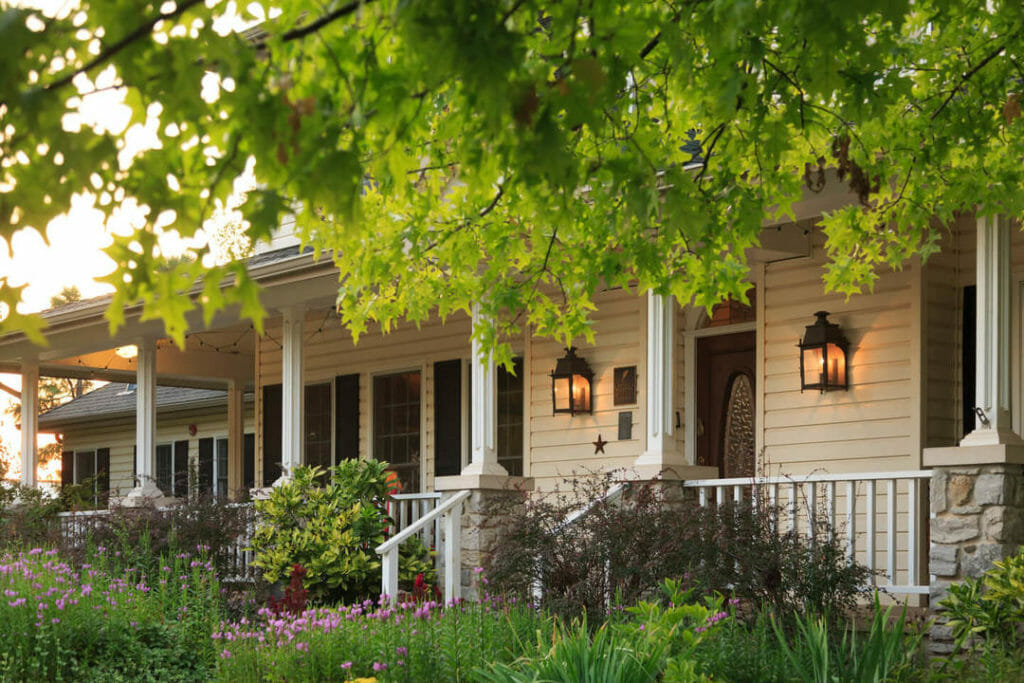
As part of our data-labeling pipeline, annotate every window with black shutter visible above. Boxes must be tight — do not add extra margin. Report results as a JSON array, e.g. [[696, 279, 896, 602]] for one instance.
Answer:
[[335, 374, 359, 463], [305, 382, 332, 470], [373, 371, 421, 492], [262, 384, 283, 485], [434, 359, 462, 477], [198, 437, 214, 496]]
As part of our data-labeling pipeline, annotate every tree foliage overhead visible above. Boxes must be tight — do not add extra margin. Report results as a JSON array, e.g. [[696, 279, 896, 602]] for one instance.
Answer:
[[2, 1, 1023, 359]]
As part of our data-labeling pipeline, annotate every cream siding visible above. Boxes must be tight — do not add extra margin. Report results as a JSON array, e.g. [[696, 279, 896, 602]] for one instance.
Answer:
[[761, 231, 919, 475], [528, 289, 644, 491]]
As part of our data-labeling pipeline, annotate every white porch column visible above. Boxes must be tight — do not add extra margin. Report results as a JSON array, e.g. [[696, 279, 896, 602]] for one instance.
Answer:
[[278, 306, 305, 483], [633, 292, 680, 475], [961, 214, 1023, 446], [19, 359, 38, 488], [632, 292, 715, 480], [463, 303, 507, 477], [226, 379, 244, 499], [126, 338, 164, 501]]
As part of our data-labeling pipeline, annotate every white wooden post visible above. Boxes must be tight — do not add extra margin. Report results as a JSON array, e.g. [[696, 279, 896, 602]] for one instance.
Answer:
[[226, 379, 244, 499], [462, 303, 507, 477], [19, 359, 38, 488], [381, 547, 399, 604], [126, 338, 164, 501], [907, 477, 918, 588], [442, 502, 462, 603], [279, 306, 305, 484], [635, 292, 679, 473], [962, 214, 1023, 446]]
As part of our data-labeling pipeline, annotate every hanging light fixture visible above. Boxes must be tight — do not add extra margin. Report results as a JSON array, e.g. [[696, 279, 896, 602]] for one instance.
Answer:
[[550, 347, 594, 415], [798, 311, 849, 392]]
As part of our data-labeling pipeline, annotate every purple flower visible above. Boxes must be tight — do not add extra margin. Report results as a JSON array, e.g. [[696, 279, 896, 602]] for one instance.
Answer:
[[396, 646, 408, 656], [341, 662, 352, 670], [373, 662, 387, 671]]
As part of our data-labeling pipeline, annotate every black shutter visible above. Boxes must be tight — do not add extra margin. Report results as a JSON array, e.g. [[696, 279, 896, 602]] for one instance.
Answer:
[[61, 450, 74, 489], [96, 448, 110, 506], [243, 433, 255, 489], [198, 438, 214, 496], [262, 384, 283, 485], [434, 359, 462, 477], [174, 440, 189, 497], [963, 285, 977, 435], [132, 445, 137, 486], [335, 374, 359, 462]]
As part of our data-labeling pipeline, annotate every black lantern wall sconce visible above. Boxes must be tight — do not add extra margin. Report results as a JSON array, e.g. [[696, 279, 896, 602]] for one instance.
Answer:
[[798, 311, 849, 393], [551, 347, 594, 415]]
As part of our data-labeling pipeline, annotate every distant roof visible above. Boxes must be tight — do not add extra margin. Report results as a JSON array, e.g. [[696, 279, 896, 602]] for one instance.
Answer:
[[38, 382, 247, 431]]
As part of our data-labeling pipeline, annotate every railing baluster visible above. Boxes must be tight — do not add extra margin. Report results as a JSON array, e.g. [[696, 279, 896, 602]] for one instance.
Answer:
[[699, 487, 707, 507], [826, 481, 836, 542], [733, 484, 742, 503], [789, 482, 798, 535], [442, 504, 461, 604], [907, 477, 918, 589], [846, 480, 857, 563], [808, 482, 817, 541], [716, 486, 725, 505], [866, 479, 876, 582], [887, 478, 897, 584], [769, 483, 779, 532]]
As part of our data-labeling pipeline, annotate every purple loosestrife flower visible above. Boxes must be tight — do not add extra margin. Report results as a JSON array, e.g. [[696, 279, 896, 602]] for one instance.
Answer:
[[373, 662, 387, 672], [396, 646, 408, 656], [221, 649, 232, 659]]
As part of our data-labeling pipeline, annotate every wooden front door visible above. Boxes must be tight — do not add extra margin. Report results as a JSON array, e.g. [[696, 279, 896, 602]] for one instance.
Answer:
[[696, 331, 756, 477]]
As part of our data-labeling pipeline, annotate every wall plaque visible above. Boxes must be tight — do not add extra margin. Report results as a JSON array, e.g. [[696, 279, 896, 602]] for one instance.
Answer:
[[613, 365, 637, 406]]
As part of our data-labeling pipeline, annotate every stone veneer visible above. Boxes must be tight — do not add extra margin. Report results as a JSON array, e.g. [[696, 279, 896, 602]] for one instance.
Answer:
[[928, 464, 1024, 653], [455, 487, 530, 599]]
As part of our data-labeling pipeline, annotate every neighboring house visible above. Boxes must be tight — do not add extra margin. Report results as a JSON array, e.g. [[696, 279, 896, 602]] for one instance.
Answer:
[[2, 176, 1024, 633], [39, 383, 255, 506]]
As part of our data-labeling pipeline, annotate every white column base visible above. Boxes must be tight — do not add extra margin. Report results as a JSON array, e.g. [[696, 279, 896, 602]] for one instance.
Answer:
[[122, 480, 174, 507], [435, 473, 533, 491], [460, 459, 509, 477], [627, 462, 719, 481], [960, 424, 1024, 448]]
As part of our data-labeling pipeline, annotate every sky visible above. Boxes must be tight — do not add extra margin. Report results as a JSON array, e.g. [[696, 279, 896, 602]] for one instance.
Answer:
[[1, 1, 266, 481]]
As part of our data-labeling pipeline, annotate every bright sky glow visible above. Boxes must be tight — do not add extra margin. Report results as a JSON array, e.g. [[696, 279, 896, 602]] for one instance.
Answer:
[[1, 0, 267, 478]]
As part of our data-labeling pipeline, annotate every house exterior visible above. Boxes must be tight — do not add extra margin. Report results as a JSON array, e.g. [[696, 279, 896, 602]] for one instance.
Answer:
[[3, 175, 1024, 645], [38, 382, 255, 506]]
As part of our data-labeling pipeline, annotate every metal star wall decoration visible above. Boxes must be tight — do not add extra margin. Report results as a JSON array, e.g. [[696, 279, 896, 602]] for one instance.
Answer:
[[593, 434, 608, 454]]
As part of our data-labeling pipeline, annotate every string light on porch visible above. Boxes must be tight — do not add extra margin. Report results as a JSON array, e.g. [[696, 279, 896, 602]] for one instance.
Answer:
[[797, 311, 849, 393], [550, 347, 594, 415]]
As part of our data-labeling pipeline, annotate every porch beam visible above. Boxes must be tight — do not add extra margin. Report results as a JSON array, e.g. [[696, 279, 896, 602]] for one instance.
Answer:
[[463, 303, 507, 477], [961, 214, 1023, 446], [19, 359, 38, 488], [279, 306, 305, 483]]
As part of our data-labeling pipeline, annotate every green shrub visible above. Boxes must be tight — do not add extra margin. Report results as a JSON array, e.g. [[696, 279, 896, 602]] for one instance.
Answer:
[[487, 473, 870, 622], [249, 461, 436, 603], [941, 545, 1024, 653]]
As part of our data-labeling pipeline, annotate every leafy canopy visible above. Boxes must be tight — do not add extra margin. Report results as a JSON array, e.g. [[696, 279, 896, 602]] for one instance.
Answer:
[[2, 1, 1022, 359]]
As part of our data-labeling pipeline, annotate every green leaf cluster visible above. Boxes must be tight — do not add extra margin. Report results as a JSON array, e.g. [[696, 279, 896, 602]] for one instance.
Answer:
[[6, 2, 1024, 357], [942, 545, 1024, 651]]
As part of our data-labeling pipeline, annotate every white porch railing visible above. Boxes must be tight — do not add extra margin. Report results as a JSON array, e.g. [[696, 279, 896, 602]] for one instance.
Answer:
[[376, 489, 471, 606], [56, 492, 449, 585], [683, 470, 932, 595]]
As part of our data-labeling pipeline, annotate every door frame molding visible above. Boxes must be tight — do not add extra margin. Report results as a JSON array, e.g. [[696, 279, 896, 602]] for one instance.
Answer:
[[684, 316, 756, 467]]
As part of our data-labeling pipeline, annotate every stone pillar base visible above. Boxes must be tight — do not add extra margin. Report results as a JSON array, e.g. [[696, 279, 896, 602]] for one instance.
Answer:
[[926, 463, 1024, 654], [435, 476, 533, 599]]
